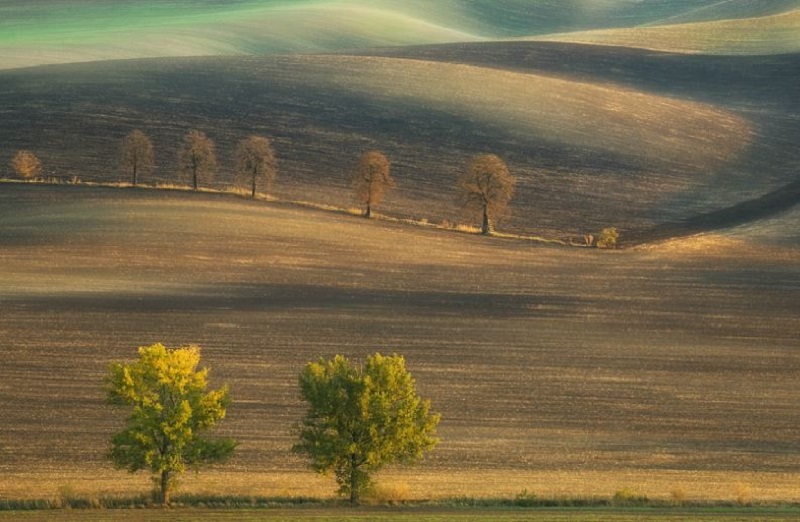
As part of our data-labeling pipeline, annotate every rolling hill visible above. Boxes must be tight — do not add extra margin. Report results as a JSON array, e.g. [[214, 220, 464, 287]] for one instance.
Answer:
[[2, 0, 800, 69], [1, 42, 798, 243], [2, 0, 800, 505], [526, 9, 800, 55], [1, 184, 799, 500]]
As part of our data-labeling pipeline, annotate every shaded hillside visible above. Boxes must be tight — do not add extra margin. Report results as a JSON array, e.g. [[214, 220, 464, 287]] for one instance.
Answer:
[[359, 42, 800, 241], [1, 185, 800, 499], [0, 44, 797, 241]]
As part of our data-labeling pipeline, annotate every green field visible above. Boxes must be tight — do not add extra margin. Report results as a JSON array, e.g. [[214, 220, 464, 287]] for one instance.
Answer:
[[2, 1, 799, 69]]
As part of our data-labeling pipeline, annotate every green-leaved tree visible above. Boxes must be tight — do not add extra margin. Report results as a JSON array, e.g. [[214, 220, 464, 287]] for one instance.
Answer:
[[294, 353, 440, 504], [106, 343, 236, 505]]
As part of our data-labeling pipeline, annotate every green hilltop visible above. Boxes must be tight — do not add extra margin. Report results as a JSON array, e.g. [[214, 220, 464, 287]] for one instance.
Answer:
[[2, 0, 800, 69]]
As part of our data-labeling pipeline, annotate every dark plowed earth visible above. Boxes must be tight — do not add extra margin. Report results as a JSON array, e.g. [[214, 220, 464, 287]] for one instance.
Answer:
[[1, 185, 800, 498], [0, 43, 797, 243], [627, 179, 800, 245]]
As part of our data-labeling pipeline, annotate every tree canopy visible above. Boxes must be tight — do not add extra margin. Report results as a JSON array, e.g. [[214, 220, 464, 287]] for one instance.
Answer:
[[294, 353, 439, 504], [457, 153, 515, 235], [121, 129, 155, 187], [11, 150, 41, 179], [106, 343, 236, 505], [178, 130, 217, 190], [235, 135, 277, 199], [351, 150, 394, 218]]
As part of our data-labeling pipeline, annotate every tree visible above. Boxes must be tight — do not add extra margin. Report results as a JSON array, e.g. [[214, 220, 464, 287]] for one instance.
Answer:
[[350, 150, 394, 218], [294, 353, 440, 504], [178, 130, 216, 190], [106, 343, 236, 505], [234, 135, 277, 199], [457, 154, 515, 235], [11, 150, 41, 179], [121, 129, 155, 187]]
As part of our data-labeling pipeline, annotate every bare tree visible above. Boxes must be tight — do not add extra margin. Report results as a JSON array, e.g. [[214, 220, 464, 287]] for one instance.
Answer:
[[350, 150, 394, 218], [234, 136, 277, 199], [121, 130, 155, 187], [178, 130, 216, 190], [11, 150, 42, 180], [457, 154, 515, 235]]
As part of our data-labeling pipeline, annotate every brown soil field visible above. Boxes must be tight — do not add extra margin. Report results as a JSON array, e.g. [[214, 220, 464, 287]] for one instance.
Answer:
[[1, 43, 797, 243], [1, 184, 799, 502]]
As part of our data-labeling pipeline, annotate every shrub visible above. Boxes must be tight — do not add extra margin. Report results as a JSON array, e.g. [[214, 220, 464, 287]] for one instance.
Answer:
[[365, 481, 411, 505], [612, 488, 648, 506], [733, 482, 752, 506], [597, 227, 620, 249], [670, 486, 688, 506], [513, 489, 538, 507]]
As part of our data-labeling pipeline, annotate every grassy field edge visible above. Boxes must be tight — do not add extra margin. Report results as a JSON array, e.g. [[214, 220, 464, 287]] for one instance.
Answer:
[[4, 492, 800, 511]]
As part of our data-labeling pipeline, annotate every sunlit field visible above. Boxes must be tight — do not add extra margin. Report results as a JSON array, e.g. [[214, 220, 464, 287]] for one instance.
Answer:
[[1, 185, 799, 504], [526, 10, 800, 55], [1, 0, 799, 514], [4, 508, 800, 522], [2, 1, 799, 70], [1, 42, 797, 241]]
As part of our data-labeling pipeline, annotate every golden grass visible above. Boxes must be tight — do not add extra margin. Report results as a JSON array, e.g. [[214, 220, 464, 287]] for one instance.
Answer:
[[525, 10, 800, 55], [2, 468, 800, 504], [635, 233, 800, 263]]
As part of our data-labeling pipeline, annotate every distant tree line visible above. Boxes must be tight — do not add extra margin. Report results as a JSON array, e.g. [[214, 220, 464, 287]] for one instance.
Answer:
[[106, 343, 439, 506], [120, 129, 279, 199], [5, 129, 619, 245], [117, 129, 516, 235]]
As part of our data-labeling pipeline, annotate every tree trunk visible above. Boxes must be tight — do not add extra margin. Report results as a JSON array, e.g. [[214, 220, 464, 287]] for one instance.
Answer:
[[349, 454, 359, 504], [160, 470, 171, 506], [251, 171, 257, 199], [193, 167, 198, 191], [364, 204, 371, 219], [481, 205, 492, 235], [132, 163, 138, 187]]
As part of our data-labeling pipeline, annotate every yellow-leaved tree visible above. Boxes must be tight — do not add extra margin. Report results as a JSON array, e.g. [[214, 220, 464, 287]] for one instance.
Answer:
[[106, 343, 236, 505]]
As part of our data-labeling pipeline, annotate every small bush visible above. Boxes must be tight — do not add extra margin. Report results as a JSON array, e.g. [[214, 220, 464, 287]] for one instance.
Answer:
[[365, 481, 411, 505], [597, 227, 620, 249], [612, 488, 648, 506], [733, 482, 752, 506], [455, 224, 481, 234], [670, 486, 688, 506], [513, 489, 538, 507]]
